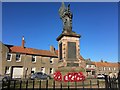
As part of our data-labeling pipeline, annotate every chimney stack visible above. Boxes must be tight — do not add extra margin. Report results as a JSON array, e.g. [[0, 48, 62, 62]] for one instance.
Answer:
[[50, 45, 55, 53], [101, 60, 103, 62], [22, 36, 25, 48]]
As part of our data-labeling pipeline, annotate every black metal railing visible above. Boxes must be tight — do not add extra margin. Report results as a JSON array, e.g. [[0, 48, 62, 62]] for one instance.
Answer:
[[1, 77, 120, 90], [104, 75, 120, 89], [1, 79, 101, 90]]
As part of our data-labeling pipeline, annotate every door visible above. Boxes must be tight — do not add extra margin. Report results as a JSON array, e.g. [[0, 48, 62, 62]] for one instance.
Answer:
[[12, 67, 23, 78]]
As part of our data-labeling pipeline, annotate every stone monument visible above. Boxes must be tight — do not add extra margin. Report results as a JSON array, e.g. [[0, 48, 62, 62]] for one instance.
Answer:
[[57, 2, 81, 67]]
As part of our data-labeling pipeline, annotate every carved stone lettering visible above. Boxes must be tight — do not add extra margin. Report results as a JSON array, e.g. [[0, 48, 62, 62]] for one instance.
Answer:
[[68, 42, 76, 59]]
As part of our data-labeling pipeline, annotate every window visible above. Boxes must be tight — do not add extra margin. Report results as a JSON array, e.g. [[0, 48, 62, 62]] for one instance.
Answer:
[[92, 71, 95, 75], [50, 58, 53, 64], [50, 68, 53, 74], [104, 67, 106, 71], [89, 65, 91, 68], [16, 53, 21, 62], [86, 65, 89, 68], [101, 67, 103, 70], [32, 56, 36, 63], [5, 66, 11, 74], [114, 67, 116, 70], [41, 67, 45, 73], [86, 65, 91, 68], [31, 67, 36, 74], [92, 65, 94, 68], [6, 53, 12, 61]]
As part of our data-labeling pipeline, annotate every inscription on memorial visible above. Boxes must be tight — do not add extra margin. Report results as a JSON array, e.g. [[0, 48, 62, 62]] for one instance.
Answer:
[[68, 42, 76, 59]]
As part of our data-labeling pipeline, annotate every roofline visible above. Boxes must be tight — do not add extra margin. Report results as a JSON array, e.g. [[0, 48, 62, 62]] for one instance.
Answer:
[[10, 52, 58, 58], [4, 44, 58, 58]]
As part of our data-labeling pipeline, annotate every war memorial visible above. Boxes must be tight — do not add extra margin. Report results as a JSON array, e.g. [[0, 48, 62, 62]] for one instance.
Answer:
[[1, 2, 119, 89]]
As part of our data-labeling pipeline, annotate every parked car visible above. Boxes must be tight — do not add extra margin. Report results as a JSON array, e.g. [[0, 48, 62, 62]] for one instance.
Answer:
[[2, 75, 14, 88], [30, 72, 51, 80], [97, 74, 105, 79], [2, 75, 11, 82]]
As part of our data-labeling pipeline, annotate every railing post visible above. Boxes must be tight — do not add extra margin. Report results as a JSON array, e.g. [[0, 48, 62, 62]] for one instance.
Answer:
[[53, 80, 55, 90], [75, 81, 77, 89], [68, 81, 69, 90], [20, 80, 22, 90], [39, 80, 41, 90], [7, 80, 10, 90], [60, 82, 62, 90], [2, 80, 4, 89], [108, 76, 111, 88], [46, 79, 48, 90], [33, 80, 35, 90], [112, 77, 117, 88], [82, 80, 84, 90], [117, 70, 120, 89], [118, 76, 120, 89], [104, 75, 109, 88], [97, 80, 99, 88], [26, 80, 28, 90], [114, 77, 117, 88], [90, 80, 92, 88], [111, 78, 113, 88], [13, 80, 16, 90]]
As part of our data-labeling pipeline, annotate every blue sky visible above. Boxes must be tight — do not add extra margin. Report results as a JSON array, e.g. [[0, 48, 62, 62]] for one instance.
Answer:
[[2, 2, 118, 62]]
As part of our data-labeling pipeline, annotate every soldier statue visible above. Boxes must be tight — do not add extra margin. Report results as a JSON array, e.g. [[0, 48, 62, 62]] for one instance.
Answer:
[[59, 2, 73, 33]]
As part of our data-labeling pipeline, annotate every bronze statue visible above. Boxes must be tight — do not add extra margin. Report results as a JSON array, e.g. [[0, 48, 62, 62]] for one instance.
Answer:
[[59, 2, 73, 33]]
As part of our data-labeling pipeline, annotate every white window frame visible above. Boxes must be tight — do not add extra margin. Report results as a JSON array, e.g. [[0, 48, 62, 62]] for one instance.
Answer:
[[31, 67, 36, 74], [16, 53, 21, 62], [104, 67, 106, 71], [89, 65, 91, 68], [114, 67, 116, 70], [86, 65, 89, 68], [5, 66, 11, 74], [91, 65, 95, 69], [32, 56, 36, 63], [50, 57, 53, 64], [6, 52, 12, 61], [50, 68, 54, 74]]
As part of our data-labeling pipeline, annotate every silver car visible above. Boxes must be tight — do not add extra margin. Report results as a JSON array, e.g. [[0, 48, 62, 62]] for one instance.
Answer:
[[30, 72, 51, 80], [97, 74, 105, 79]]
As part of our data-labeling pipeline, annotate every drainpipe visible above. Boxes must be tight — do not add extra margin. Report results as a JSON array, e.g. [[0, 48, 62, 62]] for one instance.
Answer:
[[24, 53, 27, 79]]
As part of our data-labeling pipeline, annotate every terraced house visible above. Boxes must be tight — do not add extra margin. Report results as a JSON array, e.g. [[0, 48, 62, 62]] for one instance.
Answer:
[[93, 60, 119, 76], [0, 37, 58, 78]]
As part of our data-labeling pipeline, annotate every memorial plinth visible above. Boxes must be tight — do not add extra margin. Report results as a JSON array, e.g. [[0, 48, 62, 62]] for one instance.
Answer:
[[57, 31, 81, 67]]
